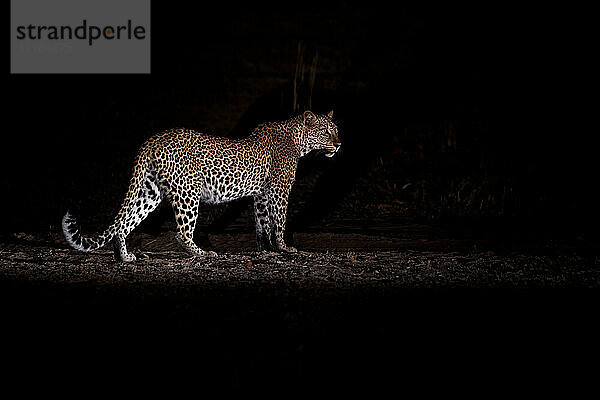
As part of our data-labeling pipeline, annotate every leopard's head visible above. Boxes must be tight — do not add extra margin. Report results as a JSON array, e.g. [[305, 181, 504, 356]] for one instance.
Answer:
[[299, 110, 341, 158]]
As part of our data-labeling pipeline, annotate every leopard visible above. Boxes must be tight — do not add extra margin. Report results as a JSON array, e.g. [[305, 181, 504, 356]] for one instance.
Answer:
[[62, 110, 341, 262]]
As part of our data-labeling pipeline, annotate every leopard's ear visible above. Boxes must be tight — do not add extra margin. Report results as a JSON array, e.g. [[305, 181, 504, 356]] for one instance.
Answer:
[[327, 110, 334, 119], [303, 110, 316, 125]]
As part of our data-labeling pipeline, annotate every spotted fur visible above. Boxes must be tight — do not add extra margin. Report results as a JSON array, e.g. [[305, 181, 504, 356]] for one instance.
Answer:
[[63, 110, 341, 261]]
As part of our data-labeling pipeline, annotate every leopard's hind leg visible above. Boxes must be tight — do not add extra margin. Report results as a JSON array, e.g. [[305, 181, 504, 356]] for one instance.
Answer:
[[113, 233, 137, 262], [113, 171, 163, 261], [170, 191, 216, 258]]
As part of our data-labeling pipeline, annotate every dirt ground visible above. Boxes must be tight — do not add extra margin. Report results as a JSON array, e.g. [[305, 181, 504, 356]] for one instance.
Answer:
[[2, 231, 599, 289], [1, 231, 599, 391]]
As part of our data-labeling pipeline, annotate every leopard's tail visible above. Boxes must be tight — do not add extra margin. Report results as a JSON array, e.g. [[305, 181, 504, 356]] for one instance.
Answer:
[[62, 211, 118, 252], [62, 142, 154, 253]]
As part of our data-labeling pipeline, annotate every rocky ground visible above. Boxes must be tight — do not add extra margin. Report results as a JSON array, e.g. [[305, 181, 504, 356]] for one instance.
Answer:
[[2, 231, 598, 290], [1, 231, 598, 391]]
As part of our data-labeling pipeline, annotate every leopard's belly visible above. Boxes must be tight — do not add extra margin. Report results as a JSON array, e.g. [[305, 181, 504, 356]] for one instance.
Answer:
[[199, 166, 265, 204]]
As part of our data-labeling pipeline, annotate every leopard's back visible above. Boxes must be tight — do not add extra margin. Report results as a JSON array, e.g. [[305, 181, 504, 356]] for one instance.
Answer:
[[147, 128, 272, 204]]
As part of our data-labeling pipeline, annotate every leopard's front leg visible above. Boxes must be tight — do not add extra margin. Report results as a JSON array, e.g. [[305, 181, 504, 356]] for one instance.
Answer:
[[268, 183, 297, 253], [253, 194, 274, 251]]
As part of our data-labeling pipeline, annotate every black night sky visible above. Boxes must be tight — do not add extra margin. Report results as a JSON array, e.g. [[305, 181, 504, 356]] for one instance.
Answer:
[[3, 2, 598, 393]]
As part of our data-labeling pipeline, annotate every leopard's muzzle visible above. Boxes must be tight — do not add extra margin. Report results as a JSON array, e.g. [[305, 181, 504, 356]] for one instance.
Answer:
[[325, 143, 341, 158]]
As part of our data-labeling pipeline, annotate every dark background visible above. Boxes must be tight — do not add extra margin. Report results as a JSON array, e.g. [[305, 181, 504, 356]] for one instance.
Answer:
[[4, 1, 598, 392], [4, 2, 598, 239]]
